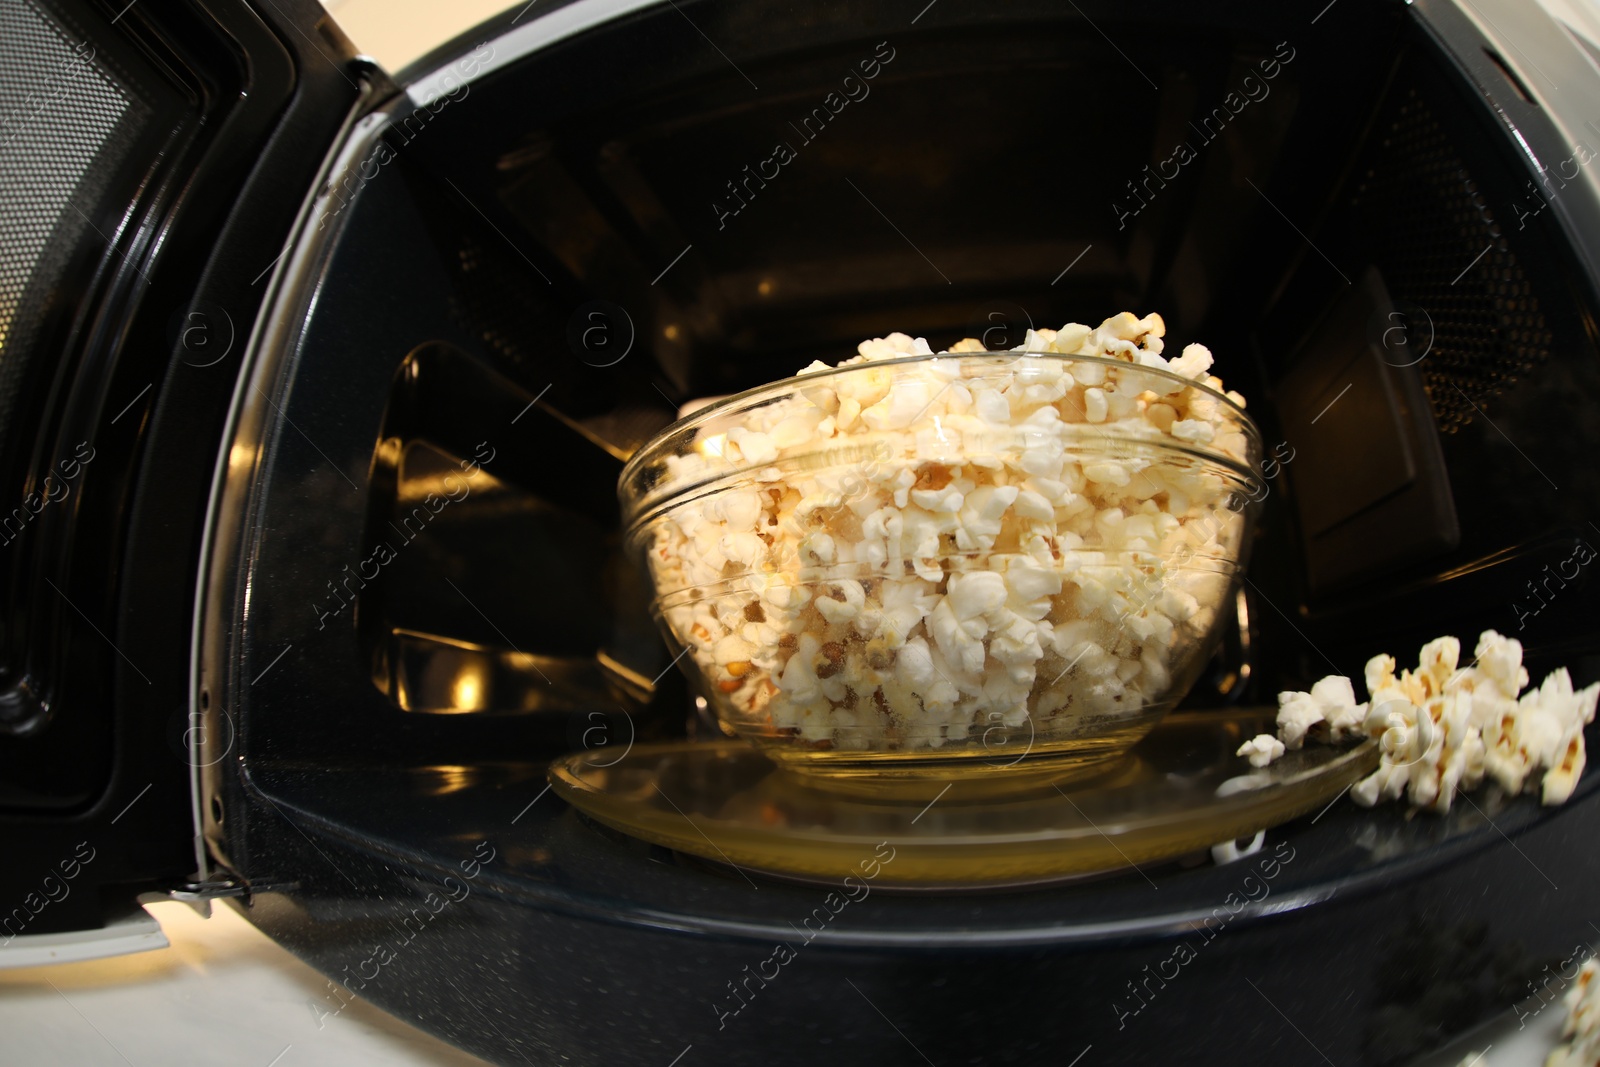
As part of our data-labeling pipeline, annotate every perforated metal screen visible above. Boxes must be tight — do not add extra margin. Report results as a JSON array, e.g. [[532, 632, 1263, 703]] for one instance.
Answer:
[[0, 0, 147, 442], [1349, 85, 1553, 433]]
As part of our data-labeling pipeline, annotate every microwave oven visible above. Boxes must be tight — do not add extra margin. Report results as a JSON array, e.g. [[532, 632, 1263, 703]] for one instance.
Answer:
[[4, 0, 1600, 1062]]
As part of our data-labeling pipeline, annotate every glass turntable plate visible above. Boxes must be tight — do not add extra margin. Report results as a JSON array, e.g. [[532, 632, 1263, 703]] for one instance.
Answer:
[[548, 709, 1378, 888]]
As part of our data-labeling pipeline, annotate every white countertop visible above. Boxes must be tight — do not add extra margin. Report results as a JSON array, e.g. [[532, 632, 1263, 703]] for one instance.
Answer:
[[0, 901, 489, 1067]]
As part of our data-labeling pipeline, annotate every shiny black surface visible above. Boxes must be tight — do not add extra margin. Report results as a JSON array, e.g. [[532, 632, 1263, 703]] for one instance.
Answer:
[[0, 0, 359, 933], [197, 0, 1600, 1063], [236, 753, 1600, 1065]]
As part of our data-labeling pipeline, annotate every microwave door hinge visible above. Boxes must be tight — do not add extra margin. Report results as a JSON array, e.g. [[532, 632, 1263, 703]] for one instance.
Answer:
[[165, 875, 300, 915]]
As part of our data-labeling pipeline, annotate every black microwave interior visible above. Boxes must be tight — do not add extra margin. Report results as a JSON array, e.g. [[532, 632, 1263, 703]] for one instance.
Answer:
[[211, 1, 1600, 1062], [233, 0, 1600, 760]]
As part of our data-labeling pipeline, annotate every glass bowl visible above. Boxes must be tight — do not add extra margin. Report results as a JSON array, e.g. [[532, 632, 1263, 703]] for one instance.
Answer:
[[619, 351, 1264, 795]]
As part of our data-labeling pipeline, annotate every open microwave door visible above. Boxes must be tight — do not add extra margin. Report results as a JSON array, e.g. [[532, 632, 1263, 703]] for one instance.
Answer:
[[0, 0, 371, 955]]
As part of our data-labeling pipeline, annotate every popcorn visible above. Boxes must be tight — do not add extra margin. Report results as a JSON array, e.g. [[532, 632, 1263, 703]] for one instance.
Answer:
[[1276, 692, 1324, 751], [1275, 675, 1368, 749], [636, 315, 1255, 753], [1169, 419, 1215, 444], [1349, 699, 1438, 808], [1256, 630, 1595, 815], [1548, 959, 1600, 1067], [1489, 667, 1598, 805], [1237, 734, 1286, 768]]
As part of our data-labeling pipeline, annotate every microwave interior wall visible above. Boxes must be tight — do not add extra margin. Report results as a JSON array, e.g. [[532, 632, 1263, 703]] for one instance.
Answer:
[[196, 2, 1600, 1062]]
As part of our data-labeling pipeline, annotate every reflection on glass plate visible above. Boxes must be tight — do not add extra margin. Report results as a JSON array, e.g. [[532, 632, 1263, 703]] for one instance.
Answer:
[[548, 709, 1378, 888]]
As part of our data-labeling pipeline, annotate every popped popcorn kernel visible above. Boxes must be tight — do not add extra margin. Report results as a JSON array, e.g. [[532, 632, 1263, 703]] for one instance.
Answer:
[[1265, 630, 1596, 815], [1237, 733, 1286, 768], [629, 315, 1258, 754], [1547, 958, 1600, 1067]]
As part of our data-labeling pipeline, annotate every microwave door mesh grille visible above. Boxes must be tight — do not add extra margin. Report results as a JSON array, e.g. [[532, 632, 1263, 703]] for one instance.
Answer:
[[1348, 85, 1552, 433], [0, 0, 145, 452]]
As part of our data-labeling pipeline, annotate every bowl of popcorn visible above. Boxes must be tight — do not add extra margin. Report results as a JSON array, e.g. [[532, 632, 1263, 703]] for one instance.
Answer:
[[619, 313, 1264, 795]]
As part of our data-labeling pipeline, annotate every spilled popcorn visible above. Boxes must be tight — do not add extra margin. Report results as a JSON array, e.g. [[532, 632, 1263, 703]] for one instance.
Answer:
[[637, 315, 1259, 753], [1237, 733, 1286, 768], [1549, 958, 1600, 1067], [1236, 630, 1597, 812]]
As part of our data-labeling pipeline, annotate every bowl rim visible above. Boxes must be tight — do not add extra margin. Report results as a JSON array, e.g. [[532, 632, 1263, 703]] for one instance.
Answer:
[[619, 349, 1266, 523]]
